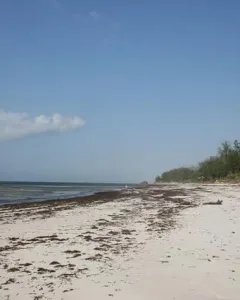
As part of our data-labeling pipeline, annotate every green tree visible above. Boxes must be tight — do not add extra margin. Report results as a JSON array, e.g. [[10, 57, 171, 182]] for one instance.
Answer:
[[156, 139, 240, 183], [233, 140, 240, 152], [218, 141, 232, 161]]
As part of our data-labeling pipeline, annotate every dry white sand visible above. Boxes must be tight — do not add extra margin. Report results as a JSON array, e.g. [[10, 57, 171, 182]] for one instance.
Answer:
[[0, 184, 239, 299]]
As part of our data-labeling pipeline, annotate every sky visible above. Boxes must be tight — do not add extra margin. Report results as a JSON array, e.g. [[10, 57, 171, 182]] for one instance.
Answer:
[[0, 0, 239, 183]]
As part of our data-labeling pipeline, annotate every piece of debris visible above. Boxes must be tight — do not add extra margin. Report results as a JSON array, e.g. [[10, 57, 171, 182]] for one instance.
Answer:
[[50, 261, 60, 265], [7, 267, 20, 272], [37, 267, 55, 274], [63, 289, 74, 293], [203, 199, 223, 205], [3, 278, 15, 285]]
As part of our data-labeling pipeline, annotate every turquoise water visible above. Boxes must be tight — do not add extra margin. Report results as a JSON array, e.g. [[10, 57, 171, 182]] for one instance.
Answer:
[[0, 181, 132, 206]]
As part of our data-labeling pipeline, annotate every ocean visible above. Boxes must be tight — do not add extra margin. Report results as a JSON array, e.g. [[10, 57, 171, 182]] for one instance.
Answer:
[[0, 181, 132, 206]]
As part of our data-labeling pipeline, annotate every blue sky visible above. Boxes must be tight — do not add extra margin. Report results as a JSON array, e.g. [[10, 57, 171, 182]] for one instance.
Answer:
[[0, 0, 239, 183]]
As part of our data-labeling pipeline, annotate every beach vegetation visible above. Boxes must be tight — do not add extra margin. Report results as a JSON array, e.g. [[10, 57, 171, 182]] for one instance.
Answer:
[[155, 140, 240, 183]]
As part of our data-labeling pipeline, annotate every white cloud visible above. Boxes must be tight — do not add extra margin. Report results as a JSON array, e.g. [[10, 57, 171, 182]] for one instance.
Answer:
[[89, 11, 100, 20], [0, 110, 85, 141]]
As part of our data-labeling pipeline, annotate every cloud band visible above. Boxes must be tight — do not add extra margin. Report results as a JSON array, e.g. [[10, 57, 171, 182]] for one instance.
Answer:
[[0, 110, 85, 141]]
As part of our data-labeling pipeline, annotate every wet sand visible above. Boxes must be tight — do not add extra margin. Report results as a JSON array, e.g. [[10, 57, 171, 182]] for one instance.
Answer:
[[0, 184, 239, 299]]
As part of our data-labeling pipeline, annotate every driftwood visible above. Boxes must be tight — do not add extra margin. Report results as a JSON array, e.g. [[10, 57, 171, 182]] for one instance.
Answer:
[[203, 199, 223, 206]]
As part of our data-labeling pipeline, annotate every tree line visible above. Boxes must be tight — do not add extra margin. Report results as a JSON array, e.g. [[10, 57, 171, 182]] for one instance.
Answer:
[[155, 140, 240, 183]]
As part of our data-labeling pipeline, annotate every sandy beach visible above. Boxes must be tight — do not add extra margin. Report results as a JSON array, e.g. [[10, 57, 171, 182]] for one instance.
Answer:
[[0, 184, 239, 300]]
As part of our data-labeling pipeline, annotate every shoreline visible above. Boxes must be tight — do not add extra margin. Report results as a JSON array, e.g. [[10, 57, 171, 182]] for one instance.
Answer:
[[0, 189, 124, 209], [0, 184, 162, 209], [4, 181, 237, 209], [0, 182, 134, 208], [0, 184, 194, 224]]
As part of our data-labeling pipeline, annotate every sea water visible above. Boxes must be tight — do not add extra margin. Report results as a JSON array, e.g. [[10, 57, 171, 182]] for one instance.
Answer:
[[0, 181, 131, 206]]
